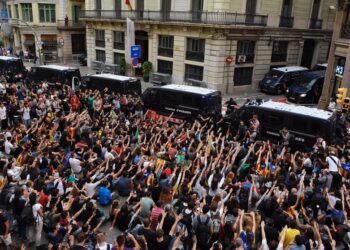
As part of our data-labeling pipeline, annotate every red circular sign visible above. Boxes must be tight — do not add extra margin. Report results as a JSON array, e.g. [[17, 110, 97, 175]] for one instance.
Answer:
[[226, 56, 233, 64], [132, 58, 138, 66]]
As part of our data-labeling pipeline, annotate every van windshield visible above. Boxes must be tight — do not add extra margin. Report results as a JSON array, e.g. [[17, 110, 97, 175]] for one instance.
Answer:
[[297, 75, 316, 89], [264, 70, 284, 83]]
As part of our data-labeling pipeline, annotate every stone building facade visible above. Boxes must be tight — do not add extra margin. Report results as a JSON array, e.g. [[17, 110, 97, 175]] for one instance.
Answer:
[[319, 0, 350, 108], [82, 0, 336, 93], [7, 0, 86, 63]]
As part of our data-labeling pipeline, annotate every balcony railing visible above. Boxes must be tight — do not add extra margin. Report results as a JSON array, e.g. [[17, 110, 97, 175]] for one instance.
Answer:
[[271, 53, 287, 62], [95, 40, 105, 48], [80, 10, 268, 26], [113, 42, 125, 50], [57, 20, 85, 29], [158, 47, 174, 57], [309, 18, 323, 29], [341, 24, 350, 39], [186, 51, 205, 62], [279, 16, 294, 28]]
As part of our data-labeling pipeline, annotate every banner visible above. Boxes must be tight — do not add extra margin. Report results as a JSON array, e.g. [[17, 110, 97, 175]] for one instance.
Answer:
[[126, 18, 135, 65]]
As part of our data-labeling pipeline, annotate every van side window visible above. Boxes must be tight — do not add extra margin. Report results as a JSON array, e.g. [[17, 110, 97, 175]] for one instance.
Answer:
[[263, 113, 283, 127], [292, 117, 308, 133], [148, 89, 159, 103], [290, 72, 300, 80], [162, 91, 177, 106], [181, 94, 201, 109]]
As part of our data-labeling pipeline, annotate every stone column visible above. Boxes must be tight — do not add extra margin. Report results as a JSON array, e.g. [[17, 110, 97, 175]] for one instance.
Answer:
[[318, 9, 345, 109]]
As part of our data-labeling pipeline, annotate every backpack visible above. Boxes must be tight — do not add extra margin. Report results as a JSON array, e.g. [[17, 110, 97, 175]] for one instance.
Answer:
[[211, 210, 221, 234], [181, 210, 194, 232], [21, 204, 35, 225], [195, 216, 210, 246]]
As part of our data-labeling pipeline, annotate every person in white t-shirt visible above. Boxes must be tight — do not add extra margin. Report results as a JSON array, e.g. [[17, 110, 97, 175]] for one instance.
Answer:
[[21, 104, 31, 128], [0, 103, 7, 130], [4, 137, 15, 155], [69, 153, 82, 174], [326, 151, 340, 173], [28, 193, 44, 247]]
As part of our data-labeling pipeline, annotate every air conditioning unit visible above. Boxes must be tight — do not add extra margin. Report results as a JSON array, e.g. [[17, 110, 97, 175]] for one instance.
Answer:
[[237, 55, 246, 64], [185, 78, 207, 88]]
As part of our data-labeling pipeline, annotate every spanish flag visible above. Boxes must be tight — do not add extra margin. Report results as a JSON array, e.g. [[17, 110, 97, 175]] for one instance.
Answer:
[[125, 0, 133, 11]]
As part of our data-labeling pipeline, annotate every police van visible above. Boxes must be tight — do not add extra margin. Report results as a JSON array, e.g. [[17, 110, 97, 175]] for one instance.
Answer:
[[142, 84, 222, 123], [28, 65, 81, 86], [0, 56, 27, 82], [226, 100, 336, 148], [259, 66, 309, 94], [81, 73, 142, 95]]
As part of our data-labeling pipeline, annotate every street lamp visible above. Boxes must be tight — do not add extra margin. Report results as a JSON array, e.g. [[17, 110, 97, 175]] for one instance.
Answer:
[[0, 18, 42, 65]]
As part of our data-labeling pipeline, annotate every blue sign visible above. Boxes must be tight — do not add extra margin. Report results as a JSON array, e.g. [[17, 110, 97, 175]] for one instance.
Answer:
[[131, 45, 141, 58], [132, 58, 138, 66]]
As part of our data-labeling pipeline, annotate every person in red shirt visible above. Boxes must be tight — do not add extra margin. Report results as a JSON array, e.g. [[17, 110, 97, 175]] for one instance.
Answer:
[[70, 94, 80, 111]]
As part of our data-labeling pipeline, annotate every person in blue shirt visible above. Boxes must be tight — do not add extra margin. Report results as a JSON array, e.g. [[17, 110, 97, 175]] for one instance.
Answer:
[[98, 180, 112, 206]]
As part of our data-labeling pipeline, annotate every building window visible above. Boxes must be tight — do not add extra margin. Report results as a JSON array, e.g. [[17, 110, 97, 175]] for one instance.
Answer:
[[95, 30, 105, 47], [158, 35, 174, 57], [234, 67, 253, 86], [186, 38, 205, 62], [7, 5, 12, 18], [96, 50, 105, 62], [158, 60, 173, 75], [236, 41, 255, 64], [271, 41, 288, 62], [15, 4, 19, 19], [39, 4, 56, 23], [185, 64, 204, 81], [113, 31, 125, 50], [114, 52, 124, 65], [21, 3, 33, 22]]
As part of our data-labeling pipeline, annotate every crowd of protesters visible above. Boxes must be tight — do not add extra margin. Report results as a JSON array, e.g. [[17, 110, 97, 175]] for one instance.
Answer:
[[0, 77, 349, 250]]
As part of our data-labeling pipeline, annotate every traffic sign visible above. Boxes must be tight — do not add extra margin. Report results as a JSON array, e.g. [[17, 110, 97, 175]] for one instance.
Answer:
[[131, 45, 141, 58], [226, 56, 233, 64], [132, 58, 138, 66]]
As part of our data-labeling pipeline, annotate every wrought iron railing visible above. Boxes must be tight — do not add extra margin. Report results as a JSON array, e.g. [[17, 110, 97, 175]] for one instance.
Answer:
[[80, 10, 268, 26]]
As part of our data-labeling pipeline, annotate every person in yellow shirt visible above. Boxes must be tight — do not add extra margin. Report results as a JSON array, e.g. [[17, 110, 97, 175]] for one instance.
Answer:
[[282, 220, 300, 248]]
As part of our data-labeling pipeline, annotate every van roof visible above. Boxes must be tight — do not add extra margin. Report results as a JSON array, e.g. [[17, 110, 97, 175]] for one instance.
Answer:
[[38, 65, 78, 71], [161, 84, 218, 95], [259, 101, 333, 120], [316, 63, 328, 67], [303, 70, 326, 78], [89, 73, 137, 81], [0, 56, 21, 61], [273, 66, 309, 73]]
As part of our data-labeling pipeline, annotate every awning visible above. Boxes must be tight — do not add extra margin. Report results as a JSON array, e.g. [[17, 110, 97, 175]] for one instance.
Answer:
[[23, 40, 35, 46]]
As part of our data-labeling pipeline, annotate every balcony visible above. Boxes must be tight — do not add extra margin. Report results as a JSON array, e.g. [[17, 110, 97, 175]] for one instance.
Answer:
[[279, 16, 294, 28], [158, 47, 174, 57], [80, 10, 268, 26], [57, 20, 85, 30], [186, 51, 204, 62], [95, 40, 105, 48], [113, 42, 125, 50], [341, 24, 350, 39], [271, 53, 287, 62], [309, 19, 323, 29]]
